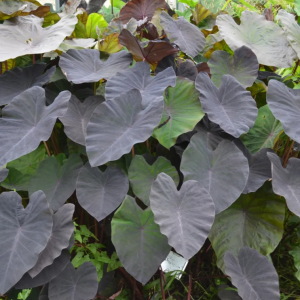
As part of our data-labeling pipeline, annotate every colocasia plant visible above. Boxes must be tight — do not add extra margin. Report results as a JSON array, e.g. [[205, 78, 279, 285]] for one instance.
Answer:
[[1, 0, 300, 299]]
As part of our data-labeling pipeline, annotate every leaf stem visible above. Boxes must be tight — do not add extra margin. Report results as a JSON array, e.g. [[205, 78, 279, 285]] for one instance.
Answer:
[[132, 146, 135, 157], [292, 60, 300, 76], [100, 217, 106, 244], [50, 135, 59, 155], [187, 274, 192, 300], [32, 54, 35, 64], [94, 219, 98, 241], [160, 267, 166, 300], [4, 60, 8, 72], [43, 141, 51, 156], [222, 0, 232, 10]]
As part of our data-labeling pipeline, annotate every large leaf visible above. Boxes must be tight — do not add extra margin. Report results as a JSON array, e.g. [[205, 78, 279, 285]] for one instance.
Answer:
[[208, 183, 285, 271], [59, 95, 104, 146], [160, 11, 206, 57], [268, 152, 300, 217], [207, 46, 258, 88], [118, 29, 178, 64], [180, 132, 249, 214], [150, 173, 215, 259], [216, 11, 296, 68], [29, 155, 83, 211], [59, 49, 133, 84], [224, 247, 280, 300], [0, 87, 71, 167], [15, 250, 71, 289], [241, 105, 283, 154], [0, 63, 55, 105], [0, 14, 77, 61], [0, 168, 8, 182], [0, 0, 28, 20], [86, 13, 107, 39], [277, 10, 300, 59], [76, 163, 129, 221], [111, 196, 171, 284], [48, 262, 98, 300], [86, 89, 163, 167], [218, 285, 242, 300], [28, 204, 75, 278], [119, 0, 167, 24], [0, 168, 31, 191], [0, 191, 53, 295], [153, 77, 205, 148], [195, 73, 258, 138], [128, 155, 179, 206], [105, 61, 176, 106], [266, 80, 300, 143]]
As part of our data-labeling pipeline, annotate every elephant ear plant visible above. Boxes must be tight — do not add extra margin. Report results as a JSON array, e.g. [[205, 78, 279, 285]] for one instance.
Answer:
[[1, 0, 300, 299]]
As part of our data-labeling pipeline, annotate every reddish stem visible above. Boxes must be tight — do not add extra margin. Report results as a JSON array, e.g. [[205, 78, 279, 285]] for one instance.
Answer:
[[51, 135, 59, 155], [43, 141, 51, 156], [4, 61, 8, 72], [99, 217, 106, 244], [187, 274, 192, 300], [33, 54, 36, 64], [161, 267, 171, 299], [160, 267, 166, 300], [94, 219, 98, 241], [132, 146, 135, 157], [283, 141, 294, 167]]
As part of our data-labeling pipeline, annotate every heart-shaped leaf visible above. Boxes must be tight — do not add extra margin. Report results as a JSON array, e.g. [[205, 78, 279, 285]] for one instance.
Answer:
[[277, 10, 300, 59], [224, 247, 280, 300], [208, 46, 258, 88], [48, 262, 98, 300], [29, 155, 83, 211], [268, 152, 300, 217], [0, 168, 31, 191], [118, 29, 178, 64], [128, 155, 179, 206], [119, 0, 167, 24], [15, 250, 70, 289], [0, 15, 78, 61], [160, 11, 206, 57], [0, 63, 55, 105], [266, 80, 300, 143], [195, 73, 258, 138], [86, 13, 107, 39], [153, 77, 205, 148], [0, 86, 70, 167], [86, 89, 163, 167], [111, 196, 171, 284], [59, 95, 104, 146], [28, 204, 75, 278], [218, 285, 242, 300], [216, 11, 296, 68], [0, 191, 53, 295], [241, 104, 283, 154], [180, 131, 249, 214], [76, 163, 129, 221], [150, 173, 215, 259], [209, 182, 285, 271], [105, 61, 176, 106], [59, 49, 133, 84]]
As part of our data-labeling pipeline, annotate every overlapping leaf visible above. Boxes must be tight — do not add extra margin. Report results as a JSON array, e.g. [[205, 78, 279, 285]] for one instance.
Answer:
[[195, 73, 258, 138], [128, 155, 179, 206], [119, 0, 167, 24], [48, 262, 98, 300], [224, 247, 280, 300], [0, 191, 53, 295], [150, 173, 215, 259], [28, 204, 75, 278], [86, 89, 163, 167], [0, 63, 55, 105], [153, 77, 204, 148], [208, 46, 258, 88], [76, 163, 129, 221], [216, 10, 296, 68], [268, 152, 300, 217], [105, 61, 176, 106], [29, 155, 83, 211], [209, 183, 285, 271], [160, 11, 206, 57], [59, 95, 104, 146], [267, 80, 300, 143], [0, 168, 9, 182], [180, 132, 249, 214], [0, 87, 71, 167], [59, 49, 133, 84], [0, 14, 78, 61], [241, 105, 283, 154], [111, 196, 171, 284], [0, 168, 31, 191]]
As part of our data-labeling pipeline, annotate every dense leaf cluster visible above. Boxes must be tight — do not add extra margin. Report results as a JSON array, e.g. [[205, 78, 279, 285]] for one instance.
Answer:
[[1, 0, 300, 299]]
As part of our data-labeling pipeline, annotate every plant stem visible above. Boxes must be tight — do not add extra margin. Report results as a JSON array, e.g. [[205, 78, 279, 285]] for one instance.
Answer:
[[283, 141, 294, 167], [161, 268, 171, 299], [100, 217, 106, 244], [292, 60, 300, 76], [222, 0, 232, 10], [132, 146, 135, 157], [51, 135, 59, 155], [111, 0, 113, 14], [187, 274, 192, 300], [160, 267, 166, 300], [80, 208, 84, 225], [43, 141, 51, 156], [94, 219, 98, 241], [4, 60, 8, 72], [0, 62, 2, 75]]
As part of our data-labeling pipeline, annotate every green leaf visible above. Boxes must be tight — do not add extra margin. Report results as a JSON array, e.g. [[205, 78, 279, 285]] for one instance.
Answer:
[[111, 196, 171, 284], [111, 0, 126, 9], [289, 246, 300, 281], [107, 252, 122, 272], [240, 105, 283, 154], [7, 144, 46, 176], [128, 155, 179, 206], [71, 252, 90, 268], [74, 231, 83, 244], [209, 182, 285, 271], [178, 0, 198, 8], [86, 13, 108, 39], [152, 77, 204, 149], [0, 168, 31, 191]]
